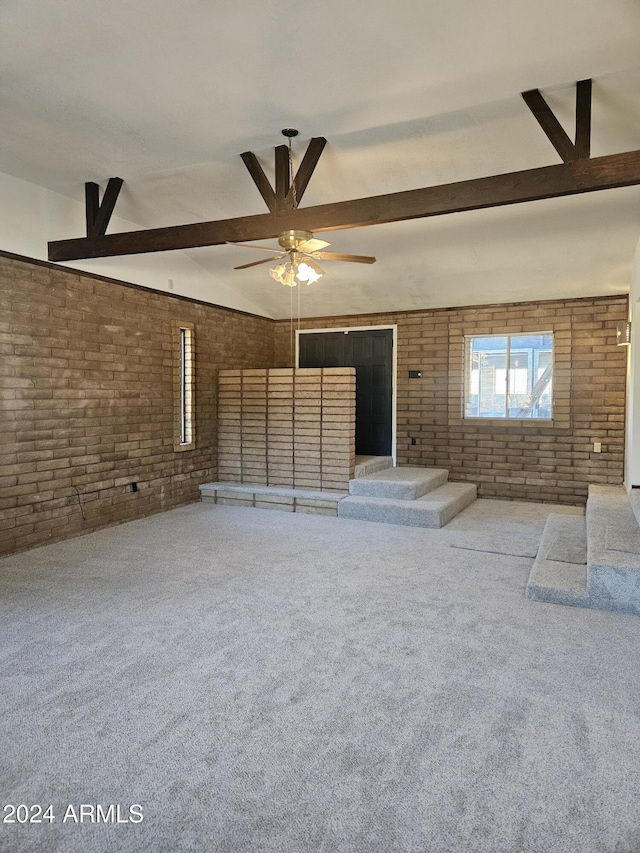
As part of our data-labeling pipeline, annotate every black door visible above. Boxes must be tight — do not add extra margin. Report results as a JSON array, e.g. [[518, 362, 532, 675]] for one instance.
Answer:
[[299, 329, 393, 456]]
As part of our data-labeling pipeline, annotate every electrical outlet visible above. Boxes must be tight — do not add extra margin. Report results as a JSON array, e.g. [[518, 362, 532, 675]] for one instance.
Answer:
[[593, 442, 602, 453]]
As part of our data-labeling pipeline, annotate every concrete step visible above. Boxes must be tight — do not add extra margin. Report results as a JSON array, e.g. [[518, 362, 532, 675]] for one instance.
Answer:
[[526, 515, 590, 608], [587, 485, 640, 616], [348, 466, 449, 500], [338, 483, 477, 529], [354, 456, 394, 478]]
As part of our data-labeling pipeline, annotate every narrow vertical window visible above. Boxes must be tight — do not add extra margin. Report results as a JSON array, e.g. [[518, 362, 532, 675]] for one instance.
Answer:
[[172, 321, 196, 450]]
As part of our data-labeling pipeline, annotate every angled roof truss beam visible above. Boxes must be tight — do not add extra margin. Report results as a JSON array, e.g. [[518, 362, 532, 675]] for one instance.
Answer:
[[522, 78, 592, 162], [85, 177, 123, 237], [286, 136, 327, 206], [239, 152, 276, 212], [240, 136, 327, 213]]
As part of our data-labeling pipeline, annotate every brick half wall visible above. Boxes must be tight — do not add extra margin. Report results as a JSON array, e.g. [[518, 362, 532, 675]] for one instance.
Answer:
[[218, 368, 356, 491]]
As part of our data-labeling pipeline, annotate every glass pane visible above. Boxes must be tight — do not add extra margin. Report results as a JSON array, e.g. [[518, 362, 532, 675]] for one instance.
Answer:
[[465, 336, 507, 418], [508, 334, 553, 418]]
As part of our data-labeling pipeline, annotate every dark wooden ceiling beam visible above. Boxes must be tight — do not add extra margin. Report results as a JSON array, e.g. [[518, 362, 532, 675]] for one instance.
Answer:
[[287, 136, 327, 206], [522, 79, 592, 163], [521, 89, 577, 162], [85, 182, 100, 237], [575, 78, 592, 160], [241, 136, 327, 213], [239, 151, 277, 212], [274, 144, 291, 211], [49, 149, 640, 262], [85, 177, 123, 237]]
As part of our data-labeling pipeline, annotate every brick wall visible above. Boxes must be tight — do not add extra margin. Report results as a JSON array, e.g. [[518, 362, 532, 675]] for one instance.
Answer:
[[274, 296, 628, 505], [0, 253, 274, 556], [1, 249, 628, 561], [218, 368, 356, 490]]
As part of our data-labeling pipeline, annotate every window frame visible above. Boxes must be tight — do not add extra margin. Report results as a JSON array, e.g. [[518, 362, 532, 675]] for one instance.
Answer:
[[172, 320, 196, 451], [463, 330, 554, 422]]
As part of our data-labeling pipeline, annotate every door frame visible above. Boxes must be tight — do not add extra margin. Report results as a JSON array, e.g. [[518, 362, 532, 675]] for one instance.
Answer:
[[296, 325, 398, 463]]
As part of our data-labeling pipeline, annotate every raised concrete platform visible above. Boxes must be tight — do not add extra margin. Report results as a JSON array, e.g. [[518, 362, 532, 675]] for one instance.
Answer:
[[526, 486, 640, 616], [199, 482, 347, 516], [587, 485, 640, 616], [339, 483, 477, 529], [354, 456, 394, 478], [526, 515, 590, 608], [200, 465, 478, 529], [349, 466, 449, 500]]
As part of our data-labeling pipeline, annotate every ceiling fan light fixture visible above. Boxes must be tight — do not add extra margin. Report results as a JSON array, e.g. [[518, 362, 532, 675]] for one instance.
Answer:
[[296, 261, 323, 285], [269, 263, 287, 283], [270, 262, 297, 287], [234, 220, 372, 286], [282, 267, 297, 287]]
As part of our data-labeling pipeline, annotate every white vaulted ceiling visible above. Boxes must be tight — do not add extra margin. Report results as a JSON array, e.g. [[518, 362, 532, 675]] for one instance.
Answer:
[[1, 0, 640, 318]]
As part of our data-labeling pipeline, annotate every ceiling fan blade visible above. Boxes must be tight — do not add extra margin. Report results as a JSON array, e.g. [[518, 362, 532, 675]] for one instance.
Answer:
[[227, 241, 281, 252], [316, 252, 376, 264], [233, 255, 284, 270], [298, 238, 331, 252]]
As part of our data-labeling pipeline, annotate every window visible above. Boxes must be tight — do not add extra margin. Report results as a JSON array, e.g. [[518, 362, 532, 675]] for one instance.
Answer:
[[172, 321, 195, 450], [464, 332, 553, 419]]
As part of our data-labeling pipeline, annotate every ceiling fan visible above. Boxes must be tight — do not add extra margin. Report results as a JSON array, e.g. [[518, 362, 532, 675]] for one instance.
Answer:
[[227, 229, 376, 287]]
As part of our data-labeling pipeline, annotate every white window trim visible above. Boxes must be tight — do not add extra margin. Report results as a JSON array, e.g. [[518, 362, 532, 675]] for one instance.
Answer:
[[172, 321, 196, 451], [463, 331, 554, 421]]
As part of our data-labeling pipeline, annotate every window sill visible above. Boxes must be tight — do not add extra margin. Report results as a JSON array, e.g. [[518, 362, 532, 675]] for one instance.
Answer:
[[459, 417, 569, 429], [463, 417, 554, 423]]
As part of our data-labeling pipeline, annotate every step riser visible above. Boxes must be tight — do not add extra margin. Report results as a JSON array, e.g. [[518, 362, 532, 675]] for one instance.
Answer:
[[354, 457, 394, 478], [528, 564, 640, 616], [586, 485, 640, 616], [526, 578, 590, 609], [338, 484, 477, 529], [339, 501, 443, 528], [588, 569, 640, 616]]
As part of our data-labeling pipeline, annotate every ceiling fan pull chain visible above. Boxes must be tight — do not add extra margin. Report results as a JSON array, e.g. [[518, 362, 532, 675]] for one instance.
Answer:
[[290, 285, 294, 364], [288, 137, 298, 209]]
